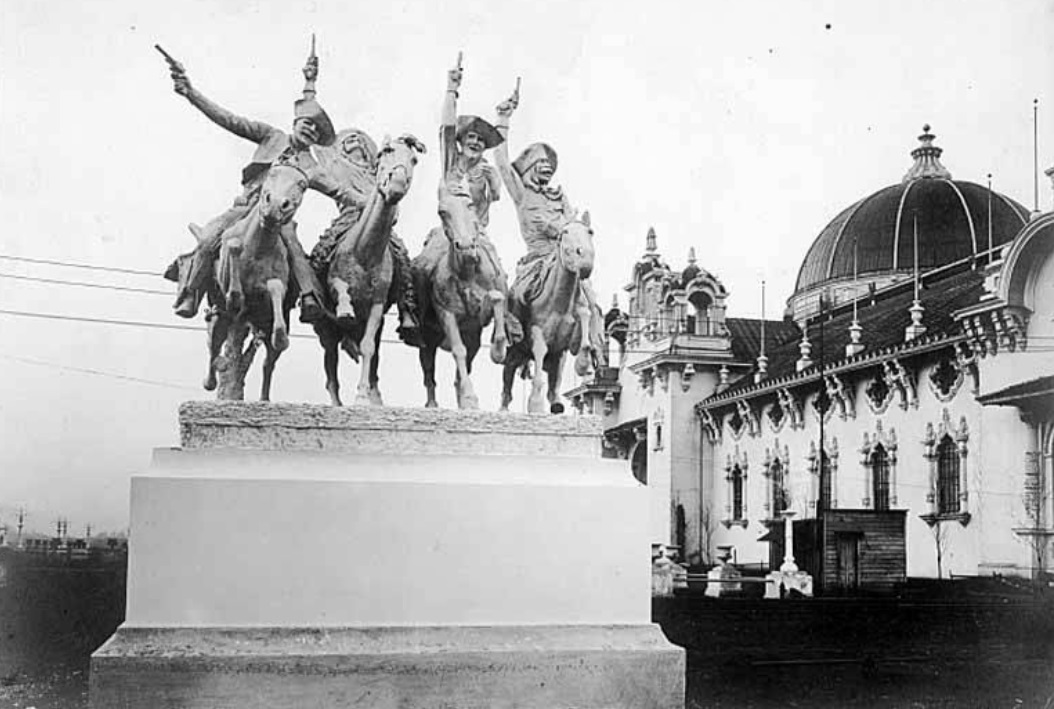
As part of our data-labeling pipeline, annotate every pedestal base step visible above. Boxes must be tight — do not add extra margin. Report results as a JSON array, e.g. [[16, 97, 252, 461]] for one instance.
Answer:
[[91, 624, 685, 708]]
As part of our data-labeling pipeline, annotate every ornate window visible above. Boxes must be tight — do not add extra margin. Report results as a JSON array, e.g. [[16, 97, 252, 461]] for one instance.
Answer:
[[819, 451, 833, 511], [921, 409, 971, 525], [728, 408, 745, 440], [770, 459, 788, 515], [812, 388, 833, 423], [928, 356, 963, 402], [865, 371, 893, 414], [936, 437, 960, 514], [808, 437, 840, 512], [871, 445, 891, 511], [767, 401, 786, 432], [724, 448, 749, 527], [763, 441, 791, 518], [860, 422, 898, 509], [732, 465, 745, 521]]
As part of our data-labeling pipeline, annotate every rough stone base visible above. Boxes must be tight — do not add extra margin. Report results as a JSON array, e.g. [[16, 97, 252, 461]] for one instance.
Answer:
[[91, 625, 685, 709]]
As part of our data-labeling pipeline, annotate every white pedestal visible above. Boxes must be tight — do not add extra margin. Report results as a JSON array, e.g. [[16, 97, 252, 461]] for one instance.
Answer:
[[91, 402, 684, 708]]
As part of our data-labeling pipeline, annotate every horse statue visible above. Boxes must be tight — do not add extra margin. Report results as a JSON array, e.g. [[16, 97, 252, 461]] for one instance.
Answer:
[[314, 134, 426, 406], [500, 211, 603, 414], [412, 182, 509, 409], [164, 161, 309, 400]]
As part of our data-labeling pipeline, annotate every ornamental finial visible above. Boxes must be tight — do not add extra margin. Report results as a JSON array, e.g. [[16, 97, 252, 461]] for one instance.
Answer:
[[902, 123, 952, 183]]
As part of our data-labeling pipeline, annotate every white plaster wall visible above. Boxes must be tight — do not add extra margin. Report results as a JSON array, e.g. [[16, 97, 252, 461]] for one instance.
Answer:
[[668, 369, 716, 565], [974, 404, 1035, 575]]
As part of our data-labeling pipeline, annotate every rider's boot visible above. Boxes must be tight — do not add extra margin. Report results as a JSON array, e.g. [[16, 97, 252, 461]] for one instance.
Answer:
[[174, 288, 203, 319], [299, 293, 325, 324], [396, 308, 423, 348]]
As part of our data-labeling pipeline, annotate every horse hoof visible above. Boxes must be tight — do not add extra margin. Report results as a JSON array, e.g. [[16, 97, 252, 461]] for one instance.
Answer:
[[490, 340, 507, 365], [273, 328, 289, 353], [550, 402, 565, 415], [425, 400, 438, 409], [203, 375, 217, 391], [460, 394, 480, 411], [369, 391, 384, 406]]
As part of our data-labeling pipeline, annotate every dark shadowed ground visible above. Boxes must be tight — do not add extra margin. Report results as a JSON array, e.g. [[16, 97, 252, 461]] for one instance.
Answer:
[[2, 558, 1053, 708], [0, 552, 124, 709]]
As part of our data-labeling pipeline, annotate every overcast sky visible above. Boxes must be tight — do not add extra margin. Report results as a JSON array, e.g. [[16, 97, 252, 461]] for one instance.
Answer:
[[0, 0, 1051, 534]]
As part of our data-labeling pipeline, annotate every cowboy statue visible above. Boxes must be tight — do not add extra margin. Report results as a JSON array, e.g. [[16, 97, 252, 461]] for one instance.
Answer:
[[438, 55, 504, 237], [310, 127, 421, 345], [492, 87, 604, 365], [160, 40, 339, 324]]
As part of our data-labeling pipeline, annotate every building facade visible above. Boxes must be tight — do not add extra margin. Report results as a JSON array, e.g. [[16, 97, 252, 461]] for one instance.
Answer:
[[569, 127, 1054, 590]]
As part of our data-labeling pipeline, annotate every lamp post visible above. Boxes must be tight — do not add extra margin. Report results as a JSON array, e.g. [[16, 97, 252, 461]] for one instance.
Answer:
[[780, 510, 799, 574]]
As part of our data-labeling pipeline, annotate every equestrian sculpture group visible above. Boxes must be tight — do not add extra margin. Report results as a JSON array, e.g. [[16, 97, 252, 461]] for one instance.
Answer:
[[160, 40, 605, 413]]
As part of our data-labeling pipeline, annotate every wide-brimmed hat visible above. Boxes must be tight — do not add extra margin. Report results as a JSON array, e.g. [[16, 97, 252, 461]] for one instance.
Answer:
[[293, 97, 336, 147], [513, 142, 558, 176], [455, 115, 503, 149], [336, 128, 378, 166]]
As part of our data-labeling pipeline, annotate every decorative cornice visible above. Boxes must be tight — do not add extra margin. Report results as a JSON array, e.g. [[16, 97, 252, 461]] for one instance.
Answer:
[[695, 331, 960, 413], [883, 358, 918, 410], [825, 373, 856, 420]]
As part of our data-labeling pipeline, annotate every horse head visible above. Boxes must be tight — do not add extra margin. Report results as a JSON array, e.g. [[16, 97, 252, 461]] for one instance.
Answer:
[[258, 163, 310, 228], [437, 179, 482, 276], [557, 210, 595, 279], [376, 134, 426, 206]]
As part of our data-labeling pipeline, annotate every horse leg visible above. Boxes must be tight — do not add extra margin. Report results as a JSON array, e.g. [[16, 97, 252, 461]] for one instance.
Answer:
[[329, 275, 355, 329], [548, 352, 567, 414], [420, 344, 439, 408], [224, 238, 244, 314], [217, 322, 253, 400], [320, 326, 343, 406], [488, 290, 508, 364], [260, 341, 282, 402], [574, 297, 595, 378], [354, 303, 384, 405], [527, 325, 549, 414], [368, 320, 384, 406], [266, 278, 289, 354], [500, 358, 517, 412], [441, 310, 478, 410], [203, 310, 229, 391]]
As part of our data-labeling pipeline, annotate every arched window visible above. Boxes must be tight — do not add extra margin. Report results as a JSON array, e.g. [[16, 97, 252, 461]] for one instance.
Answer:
[[819, 451, 833, 511], [937, 435, 960, 514], [872, 444, 891, 511], [631, 443, 648, 485], [732, 465, 744, 520], [770, 459, 787, 515], [688, 291, 714, 336]]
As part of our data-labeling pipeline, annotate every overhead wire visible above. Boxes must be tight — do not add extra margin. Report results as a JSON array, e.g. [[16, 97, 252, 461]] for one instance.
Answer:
[[0, 353, 200, 392], [0, 253, 162, 277], [0, 272, 173, 296]]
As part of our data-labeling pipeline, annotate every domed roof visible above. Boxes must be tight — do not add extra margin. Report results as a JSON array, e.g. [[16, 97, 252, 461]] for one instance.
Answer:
[[794, 126, 1029, 295]]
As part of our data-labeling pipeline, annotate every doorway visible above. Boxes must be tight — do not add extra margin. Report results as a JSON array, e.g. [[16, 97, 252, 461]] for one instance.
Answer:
[[836, 533, 861, 592]]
